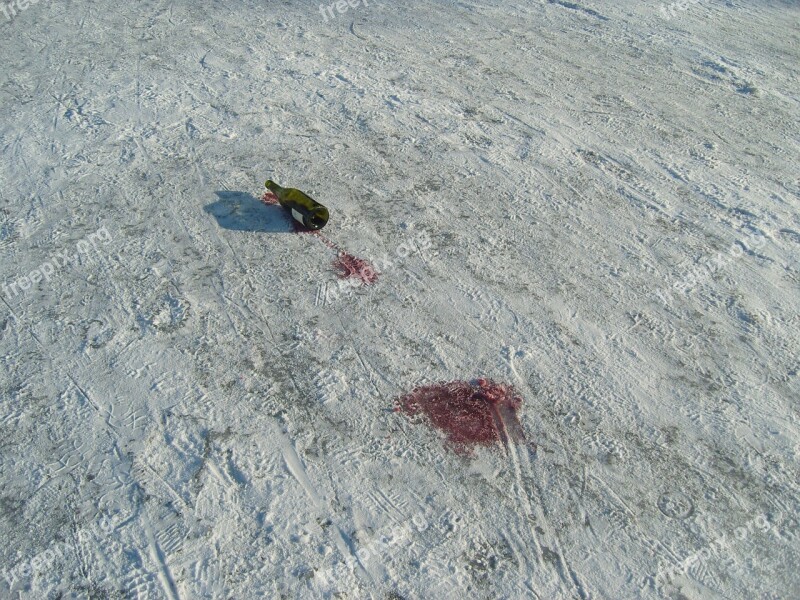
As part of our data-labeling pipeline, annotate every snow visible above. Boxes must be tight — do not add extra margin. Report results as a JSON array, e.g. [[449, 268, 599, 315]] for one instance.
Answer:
[[1, 0, 798, 598]]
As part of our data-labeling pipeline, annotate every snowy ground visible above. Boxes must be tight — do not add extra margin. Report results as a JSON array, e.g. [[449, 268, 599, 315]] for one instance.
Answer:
[[1, 0, 799, 598]]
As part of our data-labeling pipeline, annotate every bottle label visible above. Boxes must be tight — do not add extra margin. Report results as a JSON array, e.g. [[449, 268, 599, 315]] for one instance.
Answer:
[[291, 208, 304, 225]]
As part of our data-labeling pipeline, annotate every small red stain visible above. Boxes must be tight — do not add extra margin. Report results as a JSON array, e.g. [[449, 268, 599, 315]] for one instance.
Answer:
[[261, 191, 280, 205], [395, 379, 529, 454], [333, 253, 379, 284], [261, 190, 378, 284]]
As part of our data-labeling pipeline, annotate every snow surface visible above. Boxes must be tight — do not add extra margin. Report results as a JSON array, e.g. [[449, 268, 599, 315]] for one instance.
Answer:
[[1, 0, 799, 598]]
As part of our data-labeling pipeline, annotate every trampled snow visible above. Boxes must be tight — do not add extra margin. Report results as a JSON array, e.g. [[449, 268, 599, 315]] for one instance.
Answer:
[[1, 0, 798, 598]]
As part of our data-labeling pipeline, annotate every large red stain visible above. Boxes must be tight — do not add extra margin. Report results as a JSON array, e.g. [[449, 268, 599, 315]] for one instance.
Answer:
[[262, 191, 378, 285], [395, 379, 530, 454]]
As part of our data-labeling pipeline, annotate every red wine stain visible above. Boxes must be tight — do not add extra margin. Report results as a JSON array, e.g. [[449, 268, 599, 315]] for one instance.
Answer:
[[332, 253, 379, 284], [395, 379, 530, 455], [261, 191, 378, 284], [261, 191, 280, 206]]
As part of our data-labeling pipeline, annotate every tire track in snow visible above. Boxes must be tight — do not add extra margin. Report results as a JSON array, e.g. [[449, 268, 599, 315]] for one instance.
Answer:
[[509, 438, 589, 600], [482, 364, 582, 597], [142, 517, 181, 600], [417, 279, 591, 598], [498, 320, 688, 597]]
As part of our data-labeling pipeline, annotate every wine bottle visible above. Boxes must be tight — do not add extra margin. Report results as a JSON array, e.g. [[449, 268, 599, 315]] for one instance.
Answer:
[[265, 180, 330, 230]]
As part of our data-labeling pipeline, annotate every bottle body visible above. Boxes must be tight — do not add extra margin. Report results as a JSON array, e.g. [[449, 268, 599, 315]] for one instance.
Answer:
[[265, 180, 330, 230]]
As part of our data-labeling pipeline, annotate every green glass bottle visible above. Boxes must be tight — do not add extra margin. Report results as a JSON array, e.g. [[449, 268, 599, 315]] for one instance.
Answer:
[[265, 180, 330, 230]]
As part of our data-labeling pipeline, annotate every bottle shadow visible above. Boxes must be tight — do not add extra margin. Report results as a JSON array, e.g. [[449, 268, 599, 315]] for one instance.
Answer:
[[204, 191, 294, 233]]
